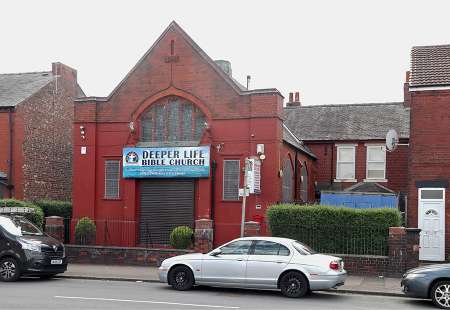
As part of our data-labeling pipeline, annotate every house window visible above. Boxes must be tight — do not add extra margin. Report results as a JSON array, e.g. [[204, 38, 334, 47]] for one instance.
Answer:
[[336, 145, 355, 180], [366, 145, 386, 180], [105, 160, 120, 199], [223, 160, 240, 201], [140, 96, 206, 142]]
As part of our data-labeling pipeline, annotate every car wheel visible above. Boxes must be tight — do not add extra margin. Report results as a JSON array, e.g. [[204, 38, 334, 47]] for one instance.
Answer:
[[432, 281, 450, 309], [0, 257, 21, 282], [169, 266, 194, 291], [280, 271, 308, 298]]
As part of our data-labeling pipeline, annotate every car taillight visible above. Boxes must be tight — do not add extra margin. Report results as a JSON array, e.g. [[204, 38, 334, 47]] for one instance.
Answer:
[[329, 261, 339, 270]]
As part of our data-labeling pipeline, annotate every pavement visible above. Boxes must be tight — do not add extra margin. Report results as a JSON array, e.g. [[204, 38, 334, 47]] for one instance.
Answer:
[[1, 278, 431, 310], [60, 264, 404, 297]]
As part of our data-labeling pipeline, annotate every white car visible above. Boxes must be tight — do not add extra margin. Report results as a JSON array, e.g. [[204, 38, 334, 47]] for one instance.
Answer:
[[159, 236, 347, 298]]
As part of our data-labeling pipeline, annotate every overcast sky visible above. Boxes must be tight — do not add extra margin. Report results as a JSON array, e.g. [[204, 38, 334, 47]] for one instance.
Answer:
[[1, 0, 449, 105]]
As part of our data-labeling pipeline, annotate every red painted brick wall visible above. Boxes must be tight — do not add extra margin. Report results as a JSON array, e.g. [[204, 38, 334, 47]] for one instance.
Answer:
[[72, 24, 314, 247], [408, 90, 450, 240]]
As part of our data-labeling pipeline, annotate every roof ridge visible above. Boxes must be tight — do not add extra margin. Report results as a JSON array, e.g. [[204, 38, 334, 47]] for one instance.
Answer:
[[412, 44, 450, 49], [284, 102, 405, 109], [0, 70, 52, 76]]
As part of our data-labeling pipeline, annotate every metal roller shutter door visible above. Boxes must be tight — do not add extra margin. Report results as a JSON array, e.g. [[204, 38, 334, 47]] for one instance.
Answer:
[[139, 179, 194, 245]]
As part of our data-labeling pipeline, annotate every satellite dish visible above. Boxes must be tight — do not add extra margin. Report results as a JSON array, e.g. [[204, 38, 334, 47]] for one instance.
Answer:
[[386, 129, 399, 152]]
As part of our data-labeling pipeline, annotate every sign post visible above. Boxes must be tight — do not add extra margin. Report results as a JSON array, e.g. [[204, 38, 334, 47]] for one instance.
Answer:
[[240, 158, 250, 238]]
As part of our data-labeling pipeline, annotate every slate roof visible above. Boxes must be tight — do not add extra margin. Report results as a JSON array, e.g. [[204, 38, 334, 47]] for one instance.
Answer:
[[282, 124, 317, 159], [0, 71, 54, 107], [410, 44, 450, 87], [284, 102, 410, 141]]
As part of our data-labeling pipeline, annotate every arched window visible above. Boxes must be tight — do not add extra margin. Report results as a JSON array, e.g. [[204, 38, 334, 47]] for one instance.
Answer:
[[140, 96, 206, 142], [300, 162, 308, 202], [282, 159, 294, 203]]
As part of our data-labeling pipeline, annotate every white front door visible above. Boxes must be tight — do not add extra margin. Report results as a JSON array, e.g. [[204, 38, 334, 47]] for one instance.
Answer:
[[418, 188, 445, 261]]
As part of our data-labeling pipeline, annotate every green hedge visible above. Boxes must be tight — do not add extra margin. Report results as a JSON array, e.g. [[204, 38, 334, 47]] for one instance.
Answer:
[[0, 199, 44, 228], [267, 204, 402, 255], [35, 200, 72, 219]]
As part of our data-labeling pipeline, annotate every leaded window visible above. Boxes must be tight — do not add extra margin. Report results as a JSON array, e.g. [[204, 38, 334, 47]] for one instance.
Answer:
[[140, 97, 206, 142]]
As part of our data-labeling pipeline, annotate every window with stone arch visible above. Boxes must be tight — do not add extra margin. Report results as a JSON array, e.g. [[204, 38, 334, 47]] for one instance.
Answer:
[[140, 96, 207, 143], [281, 158, 294, 203]]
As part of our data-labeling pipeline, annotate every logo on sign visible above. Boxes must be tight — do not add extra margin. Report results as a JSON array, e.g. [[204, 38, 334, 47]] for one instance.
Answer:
[[125, 151, 139, 164]]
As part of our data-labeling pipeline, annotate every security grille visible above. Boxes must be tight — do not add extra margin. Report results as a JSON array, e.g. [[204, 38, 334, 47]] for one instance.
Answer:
[[104, 160, 120, 199], [139, 179, 194, 245], [223, 160, 240, 201]]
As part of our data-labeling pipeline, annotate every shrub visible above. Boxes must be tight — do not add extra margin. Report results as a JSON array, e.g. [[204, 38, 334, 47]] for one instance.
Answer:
[[35, 200, 72, 219], [170, 226, 194, 249], [75, 217, 96, 245], [0, 199, 44, 228], [267, 204, 402, 255]]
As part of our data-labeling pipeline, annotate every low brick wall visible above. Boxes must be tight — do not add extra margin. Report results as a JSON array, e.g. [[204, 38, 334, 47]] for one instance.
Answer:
[[66, 245, 192, 267], [336, 254, 394, 276]]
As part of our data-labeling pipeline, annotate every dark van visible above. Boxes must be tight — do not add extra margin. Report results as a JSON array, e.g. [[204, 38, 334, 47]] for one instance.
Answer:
[[0, 215, 67, 281]]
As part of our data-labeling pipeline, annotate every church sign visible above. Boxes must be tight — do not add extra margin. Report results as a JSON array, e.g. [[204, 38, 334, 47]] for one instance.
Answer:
[[122, 146, 210, 178]]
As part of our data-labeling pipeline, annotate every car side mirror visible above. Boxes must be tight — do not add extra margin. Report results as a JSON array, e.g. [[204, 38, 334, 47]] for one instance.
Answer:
[[210, 249, 222, 256]]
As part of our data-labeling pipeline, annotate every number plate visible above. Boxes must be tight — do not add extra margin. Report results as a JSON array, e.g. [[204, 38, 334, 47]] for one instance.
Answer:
[[51, 259, 62, 265]]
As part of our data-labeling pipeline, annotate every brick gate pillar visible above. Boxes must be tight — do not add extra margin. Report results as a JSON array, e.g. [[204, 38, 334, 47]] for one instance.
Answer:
[[45, 216, 65, 242], [388, 227, 421, 275], [194, 219, 214, 253], [405, 228, 421, 270], [244, 221, 261, 237]]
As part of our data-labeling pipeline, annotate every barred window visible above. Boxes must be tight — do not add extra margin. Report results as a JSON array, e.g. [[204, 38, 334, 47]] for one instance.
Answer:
[[223, 160, 240, 201], [105, 160, 120, 199], [140, 96, 206, 142]]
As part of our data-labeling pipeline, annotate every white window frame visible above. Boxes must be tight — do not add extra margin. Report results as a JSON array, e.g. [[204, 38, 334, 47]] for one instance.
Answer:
[[364, 144, 387, 182], [335, 144, 356, 182], [419, 188, 445, 201]]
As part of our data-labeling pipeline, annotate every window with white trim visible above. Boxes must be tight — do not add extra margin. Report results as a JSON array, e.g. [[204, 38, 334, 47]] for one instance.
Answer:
[[336, 145, 355, 180], [223, 160, 240, 201], [366, 145, 386, 180], [105, 160, 120, 199]]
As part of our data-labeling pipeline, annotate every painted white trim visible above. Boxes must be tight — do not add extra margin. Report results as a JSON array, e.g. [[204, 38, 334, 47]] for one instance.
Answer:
[[366, 145, 386, 180], [363, 179, 388, 183], [336, 145, 356, 180], [418, 188, 445, 201], [334, 179, 357, 183], [335, 143, 358, 147], [410, 85, 450, 92]]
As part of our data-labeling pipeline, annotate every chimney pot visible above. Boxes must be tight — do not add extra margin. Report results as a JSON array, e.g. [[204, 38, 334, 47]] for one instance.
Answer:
[[289, 92, 294, 103], [295, 92, 300, 102], [405, 71, 411, 83]]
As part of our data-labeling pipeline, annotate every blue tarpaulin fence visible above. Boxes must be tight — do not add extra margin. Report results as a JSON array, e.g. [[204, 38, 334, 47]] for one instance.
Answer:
[[320, 191, 398, 209]]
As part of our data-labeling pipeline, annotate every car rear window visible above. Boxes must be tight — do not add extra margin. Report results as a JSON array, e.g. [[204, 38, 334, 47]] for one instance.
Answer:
[[292, 241, 316, 255]]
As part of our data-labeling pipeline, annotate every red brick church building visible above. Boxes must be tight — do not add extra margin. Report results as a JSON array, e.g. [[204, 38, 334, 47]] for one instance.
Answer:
[[72, 22, 450, 261]]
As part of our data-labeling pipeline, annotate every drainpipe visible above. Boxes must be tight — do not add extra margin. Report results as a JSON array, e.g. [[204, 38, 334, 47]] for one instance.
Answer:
[[7, 109, 14, 197], [210, 160, 217, 221]]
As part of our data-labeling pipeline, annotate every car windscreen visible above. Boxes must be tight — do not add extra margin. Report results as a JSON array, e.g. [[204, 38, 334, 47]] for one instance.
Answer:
[[1, 216, 44, 236], [0, 216, 23, 236], [292, 241, 317, 255]]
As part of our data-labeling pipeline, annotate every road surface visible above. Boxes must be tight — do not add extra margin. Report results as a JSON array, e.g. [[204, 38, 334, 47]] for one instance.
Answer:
[[0, 278, 434, 309]]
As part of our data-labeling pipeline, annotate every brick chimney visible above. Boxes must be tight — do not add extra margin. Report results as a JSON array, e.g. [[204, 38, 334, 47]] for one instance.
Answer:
[[404, 71, 411, 107], [287, 91, 301, 107]]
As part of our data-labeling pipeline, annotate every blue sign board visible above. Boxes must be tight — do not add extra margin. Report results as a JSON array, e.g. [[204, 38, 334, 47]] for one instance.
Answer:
[[122, 146, 210, 178]]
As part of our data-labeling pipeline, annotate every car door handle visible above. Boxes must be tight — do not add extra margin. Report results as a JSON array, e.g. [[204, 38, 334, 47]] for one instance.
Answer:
[[236, 258, 244, 261], [276, 261, 284, 264]]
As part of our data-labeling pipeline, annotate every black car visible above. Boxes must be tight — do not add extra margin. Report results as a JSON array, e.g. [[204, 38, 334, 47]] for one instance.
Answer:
[[402, 264, 450, 309], [0, 215, 68, 281]]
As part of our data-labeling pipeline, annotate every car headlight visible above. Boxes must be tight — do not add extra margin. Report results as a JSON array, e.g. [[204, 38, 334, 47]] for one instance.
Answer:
[[62, 245, 66, 258], [19, 240, 41, 252], [406, 273, 426, 279]]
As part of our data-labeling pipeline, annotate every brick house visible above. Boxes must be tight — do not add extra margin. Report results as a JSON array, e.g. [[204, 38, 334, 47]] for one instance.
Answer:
[[407, 44, 450, 261], [0, 63, 81, 201], [72, 22, 316, 247], [284, 100, 410, 209]]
